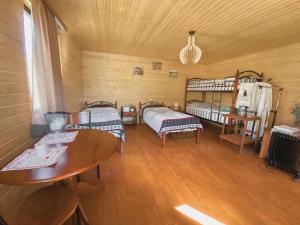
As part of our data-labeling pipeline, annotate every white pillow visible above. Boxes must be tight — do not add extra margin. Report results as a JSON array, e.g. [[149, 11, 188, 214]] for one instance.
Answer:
[[78, 111, 89, 124]]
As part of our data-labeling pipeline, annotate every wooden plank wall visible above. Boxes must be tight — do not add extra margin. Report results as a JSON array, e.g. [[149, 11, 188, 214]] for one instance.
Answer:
[[59, 33, 83, 112], [0, 0, 38, 215], [82, 51, 206, 111], [82, 48, 300, 126], [205, 43, 300, 126]]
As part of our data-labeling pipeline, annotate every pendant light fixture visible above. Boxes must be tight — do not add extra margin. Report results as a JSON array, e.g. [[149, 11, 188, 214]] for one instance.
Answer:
[[179, 31, 202, 64]]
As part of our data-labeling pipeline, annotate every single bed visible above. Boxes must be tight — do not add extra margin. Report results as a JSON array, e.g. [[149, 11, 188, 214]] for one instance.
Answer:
[[139, 101, 203, 148], [66, 101, 125, 153], [186, 100, 230, 124]]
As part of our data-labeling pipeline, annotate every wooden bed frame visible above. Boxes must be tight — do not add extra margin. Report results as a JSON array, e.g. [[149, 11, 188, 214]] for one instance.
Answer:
[[82, 100, 124, 153], [139, 101, 202, 148]]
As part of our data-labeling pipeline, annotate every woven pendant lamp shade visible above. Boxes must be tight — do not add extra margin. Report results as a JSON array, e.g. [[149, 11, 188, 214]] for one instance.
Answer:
[[179, 31, 202, 64]]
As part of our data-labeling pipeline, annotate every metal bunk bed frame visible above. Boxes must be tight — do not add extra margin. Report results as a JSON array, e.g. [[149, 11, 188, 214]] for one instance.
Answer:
[[184, 70, 265, 125]]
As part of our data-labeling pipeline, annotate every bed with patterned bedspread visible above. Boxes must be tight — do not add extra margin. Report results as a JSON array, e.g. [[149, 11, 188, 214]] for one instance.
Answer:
[[67, 107, 125, 142], [140, 102, 203, 147], [66, 101, 125, 145]]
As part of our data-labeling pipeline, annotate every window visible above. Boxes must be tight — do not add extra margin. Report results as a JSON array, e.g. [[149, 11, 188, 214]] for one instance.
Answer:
[[23, 8, 33, 96], [23, 8, 40, 110]]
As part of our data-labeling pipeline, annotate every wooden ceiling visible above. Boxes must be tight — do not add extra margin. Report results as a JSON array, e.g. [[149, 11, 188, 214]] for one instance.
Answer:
[[50, 0, 300, 64]]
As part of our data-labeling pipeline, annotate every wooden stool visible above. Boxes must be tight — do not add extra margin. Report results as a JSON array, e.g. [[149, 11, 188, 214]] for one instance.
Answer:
[[1, 186, 79, 225]]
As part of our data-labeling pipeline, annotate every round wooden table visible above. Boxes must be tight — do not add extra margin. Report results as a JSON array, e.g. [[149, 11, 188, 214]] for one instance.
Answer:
[[0, 129, 118, 185], [0, 129, 118, 225]]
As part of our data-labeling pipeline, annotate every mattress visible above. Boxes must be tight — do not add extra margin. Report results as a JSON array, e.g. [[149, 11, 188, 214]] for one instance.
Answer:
[[186, 102, 229, 124], [143, 107, 202, 135], [187, 77, 235, 92], [186, 76, 258, 92], [66, 107, 125, 142]]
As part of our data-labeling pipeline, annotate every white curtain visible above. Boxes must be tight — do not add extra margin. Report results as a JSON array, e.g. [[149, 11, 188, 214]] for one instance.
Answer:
[[31, 0, 65, 125]]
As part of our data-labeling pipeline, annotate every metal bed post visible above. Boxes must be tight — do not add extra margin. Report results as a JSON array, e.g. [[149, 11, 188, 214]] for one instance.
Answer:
[[217, 92, 223, 123], [271, 87, 283, 127], [229, 70, 240, 130], [184, 78, 188, 112], [138, 102, 142, 124]]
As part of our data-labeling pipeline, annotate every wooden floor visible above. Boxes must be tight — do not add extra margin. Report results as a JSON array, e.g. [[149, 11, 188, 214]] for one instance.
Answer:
[[79, 124, 300, 225]]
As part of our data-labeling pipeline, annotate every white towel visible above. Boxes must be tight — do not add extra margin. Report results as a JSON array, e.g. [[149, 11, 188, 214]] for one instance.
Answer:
[[249, 83, 261, 112], [247, 82, 272, 137], [257, 83, 272, 136], [236, 83, 256, 108]]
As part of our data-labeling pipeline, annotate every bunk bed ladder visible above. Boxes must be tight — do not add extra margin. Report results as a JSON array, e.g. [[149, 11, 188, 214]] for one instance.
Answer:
[[210, 92, 223, 122], [184, 78, 188, 111], [217, 92, 223, 122]]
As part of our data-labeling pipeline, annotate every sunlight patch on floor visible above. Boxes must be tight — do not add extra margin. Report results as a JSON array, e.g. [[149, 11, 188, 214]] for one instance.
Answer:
[[175, 204, 226, 225]]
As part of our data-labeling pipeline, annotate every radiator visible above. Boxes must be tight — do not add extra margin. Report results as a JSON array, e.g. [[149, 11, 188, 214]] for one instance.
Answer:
[[266, 132, 300, 178]]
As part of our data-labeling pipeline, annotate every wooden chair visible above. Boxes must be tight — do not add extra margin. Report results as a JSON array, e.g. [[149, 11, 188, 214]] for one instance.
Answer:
[[67, 112, 80, 125], [0, 186, 79, 225]]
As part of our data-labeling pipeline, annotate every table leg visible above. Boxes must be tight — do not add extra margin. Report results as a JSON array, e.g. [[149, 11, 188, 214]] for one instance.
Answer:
[[234, 119, 238, 134], [96, 165, 100, 180], [162, 132, 166, 148], [118, 137, 124, 154], [220, 119, 226, 144], [255, 120, 262, 145], [196, 128, 201, 144], [240, 121, 248, 153], [221, 123, 225, 135]]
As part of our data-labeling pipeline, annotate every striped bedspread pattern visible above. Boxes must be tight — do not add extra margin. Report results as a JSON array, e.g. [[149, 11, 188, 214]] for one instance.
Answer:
[[186, 102, 229, 124]]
